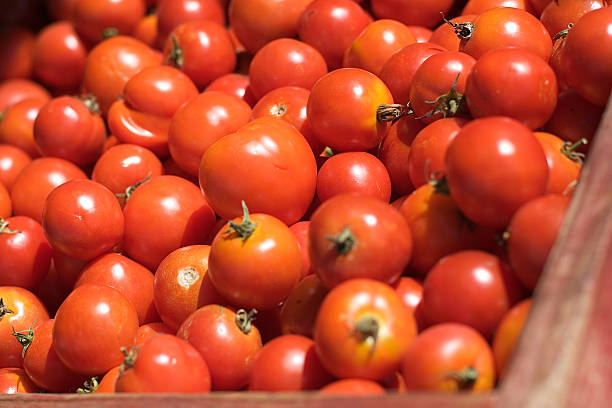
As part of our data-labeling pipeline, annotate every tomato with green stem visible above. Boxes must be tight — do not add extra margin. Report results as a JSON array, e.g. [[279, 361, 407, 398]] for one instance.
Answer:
[[534, 132, 584, 194], [73, 0, 145, 46]]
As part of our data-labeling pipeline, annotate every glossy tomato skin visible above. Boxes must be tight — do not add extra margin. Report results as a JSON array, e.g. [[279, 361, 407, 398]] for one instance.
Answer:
[[53, 284, 139, 375], [297, 0, 374, 70], [75, 253, 159, 324], [134, 322, 173, 347], [249, 334, 333, 391], [206, 73, 255, 106], [560, 7, 612, 106], [73, 0, 145, 46], [465, 48, 557, 130], [115, 334, 211, 393], [540, 0, 606, 40], [123, 175, 216, 271], [444, 117, 549, 229], [0, 145, 31, 192], [0, 98, 46, 158], [43, 179, 124, 262], [34, 96, 107, 166], [0, 368, 38, 394], [154, 245, 226, 332], [280, 274, 328, 338], [0, 287, 50, 369], [177, 304, 263, 390], [22, 319, 87, 392], [288, 221, 313, 279], [401, 323, 496, 391], [307, 68, 393, 152], [157, 0, 225, 44], [429, 14, 477, 52], [0, 216, 52, 289], [393, 277, 426, 332], [199, 117, 317, 225], [309, 194, 412, 288], [534, 132, 582, 194], [94, 365, 120, 393], [371, 0, 455, 28], [208, 212, 302, 310], [249, 38, 328, 101], [492, 298, 532, 378], [314, 279, 417, 380], [462, 0, 536, 15], [10, 157, 87, 224], [422, 251, 524, 338], [163, 20, 236, 90], [316, 152, 392, 203], [0, 79, 50, 114], [168, 91, 252, 177], [321, 378, 386, 395]]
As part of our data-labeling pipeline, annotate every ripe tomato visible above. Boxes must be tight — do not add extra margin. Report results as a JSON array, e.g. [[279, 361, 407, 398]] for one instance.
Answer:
[[156, 0, 225, 44], [0, 27, 34, 81], [177, 304, 263, 390], [0, 368, 38, 394], [540, 0, 606, 39], [91, 365, 121, 393], [10, 157, 87, 224], [0, 97, 46, 158], [320, 379, 386, 395], [560, 7, 612, 106], [393, 277, 426, 331], [123, 175, 216, 271], [444, 117, 549, 229], [401, 323, 496, 391], [32, 21, 86, 92], [249, 334, 333, 391], [199, 117, 317, 225], [21, 318, 86, 392], [314, 279, 417, 380], [288, 221, 313, 279], [0, 216, 53, 289], [343, 19, 417, 76], [0, 183, 9, 218], [154, 245, 226, 331], [134, 322, 173, 347], [534, 132, 583, 194], [0, 79, 50, 113], [310, 193, 412, 288], [492, 298, 532, 378], [280, 274, 328, 337], [42, 179, 124, 262], [163, 20, 236, 90], [52, 251, 87, 291], [208, 204, 302, 310], [307, 68, 393, 152], [297, 0, 373, 70], [408, 26, 433, 43], [115, 334, 211, 393], [371, 0, 454, 28], [168, 91, 251, 177], [429, 14, 476, 52], [0, 287, 49, 369], [0, 145, 31, 192], [422, 250, 524, 338], [53, 284, 139, 375], [34, 95, 107, 166], [73, 0, 146, 46], [462, 0, 536, 15], [45, 0, 77, 21], [206, 73, 255, 106]]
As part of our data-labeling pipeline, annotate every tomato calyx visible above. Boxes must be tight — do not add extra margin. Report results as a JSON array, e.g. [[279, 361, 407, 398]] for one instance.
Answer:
[[79, 94, 102, 115], [429, 174, 450, 196], [320, 146, 335, 158], [377, 102, 414, 124], [12, 319, 36, 358], [0, 218, 21, 234], [101, 27, 120, 40], [446, 366, 479, 390], [495, 231, 511, 252], [353, 316, 379, 354], [120, 346, 138, 374], [226, 201, 258, 242], [553, 24, 574, 41], [441, 13, 475, 41], [0, 298, 15, 321], [416, 74, 467, 121], [561, 138, 588, 164], [235, 308, 258, 334], [77, 377, 100, 394], [326, 226, 357, 255], [165, 35, 184, 68], [115, 173, 152, 202]]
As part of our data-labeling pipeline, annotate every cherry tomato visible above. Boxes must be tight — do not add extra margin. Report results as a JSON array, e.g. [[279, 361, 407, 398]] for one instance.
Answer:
[[0, 27, 34, 81], [429, 14, 477, 52], [177, 304, 263, 390], [133, 14, 159, 48], [280, 274, 328, 338], [249, 334, 333, 391], [156, 0, 225, 44], [371, 0, 455, 28], [53, 284, 139, 375], [401, 323, 495, 391], [0, 368, 38, 394], [393, 277, 426, 332], [297, 0, 374, 70], [73, 0, 146, 46], [154, 245, 226, 331], [0, 145, 31, 192], [0, 184, 9, 218], [540, 0, 606, 39], [93, 365, 120, 393], [320, 379, 386, 395], [534, 131, 583, 194], [0, 79, 50, 113], [492, 298, 532, 378], [43, 179, 124, 262], [0, 97, 46, 158], [288, 221, 313, 279], [462, 0, 536, 15], [206, 73, 256, 106], [115, 334, 211, 393], [134, 322, 174, 347], [45, 0, 77, 21], [408, 25, 434, 43]]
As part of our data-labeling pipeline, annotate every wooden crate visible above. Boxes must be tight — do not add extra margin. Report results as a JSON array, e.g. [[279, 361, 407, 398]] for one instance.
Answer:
[[2, 94, 611, 408]]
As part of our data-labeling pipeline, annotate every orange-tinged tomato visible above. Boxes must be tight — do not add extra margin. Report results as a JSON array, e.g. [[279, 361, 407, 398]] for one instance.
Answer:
[[0, 368, 38, 394], [492, 298, 532, 378]]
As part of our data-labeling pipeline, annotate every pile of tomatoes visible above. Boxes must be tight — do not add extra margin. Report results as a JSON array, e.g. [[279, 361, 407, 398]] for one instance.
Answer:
[[0, 0, 610, 396]]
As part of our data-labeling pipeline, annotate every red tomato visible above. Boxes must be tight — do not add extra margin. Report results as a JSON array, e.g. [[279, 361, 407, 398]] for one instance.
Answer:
[[156, 0, 225, 44], [534, 131, 583, 194], [422, 250, 524, 338], [0, 287, 50, 369], [401, 323, 496, 391], [393, 277, 426, 332], [540, 0, 606, 39], [316, 152, 392, 203], [134, 322, 174, 347], [0, 97, 46, 158], [177, 304, 262, 390], [560, 7, 612, 106], [115, 334, 211, 393], [206, 73, 255, 106], [45, 0, 77, 21], [42, 179, 124, 262], [10, 157, 87, 224], [492, 298, 532, 378], [462, 0, 536, 15], [309, 194, 412, 288], [465, 48, 558, 130], [132, 14, 159, 48], [371, 0, 455, 28], [0, 216, 52, 289], [73, 0, 146, 46], [168, 91, 252, 177], [208, 204, 302, 310], [53, 251, 87, 291], [0, 27, 34, 81], [229, 0, 314, 54], [123, 175, 216, 271], [154, 245, 226, 332], [314, 279, 417, 380], [75, 253, 158, 325], [199, 117, 317, 225], [32, 21, 86, 92], [429, 14, 477, 52], [53, 284, 139, 375], [531, 0, 553, 15], [288, 221, 313, 279], [280, 274, 328, 337], [445, 117, 549, 229], [0, 368, 38, 394], [408, 26, 434, 43], [320, 379, 386, 395], [0, 145, 31, 192], [163, 20, 236, 90], [307, 68, 393, 152], [249, 334, 333, 391], [21, 319, 86, 392], [0, 79, 50, 113], [0, 183, 9, 218], [31, 263, 70, 318], [297, 0, 374, 70], [93, 366, 120, 393]]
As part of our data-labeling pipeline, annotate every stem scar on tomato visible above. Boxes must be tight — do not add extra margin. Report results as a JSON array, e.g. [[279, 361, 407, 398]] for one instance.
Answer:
[[120, 346, 138, 375], [353, 316, 379, 357], [225, 201, 258, 242], [0, 218, 21, 234], [446, 366, 479, 390], [326, 226, 357, 254], [441, 12, 475, 40]]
